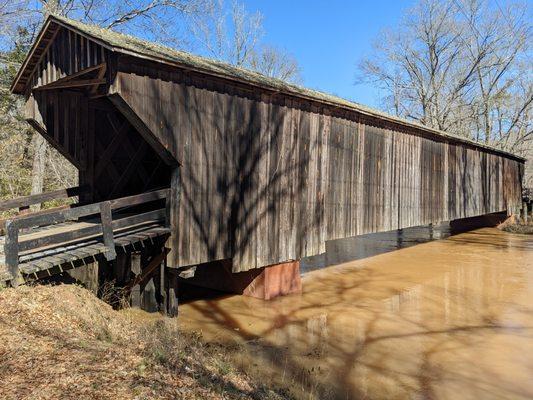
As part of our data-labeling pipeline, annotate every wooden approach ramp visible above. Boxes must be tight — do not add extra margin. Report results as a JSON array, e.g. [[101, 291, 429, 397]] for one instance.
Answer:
[[0, 187, 170, 286]]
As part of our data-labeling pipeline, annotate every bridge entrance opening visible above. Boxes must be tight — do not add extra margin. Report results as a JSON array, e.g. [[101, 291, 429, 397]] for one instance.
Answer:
[[27, 90, 174, 203], [82, 97, 172, 203], [1, 91, 177, 314]]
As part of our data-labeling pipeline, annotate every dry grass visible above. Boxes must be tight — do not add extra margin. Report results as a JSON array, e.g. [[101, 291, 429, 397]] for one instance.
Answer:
[[0, 284, 290, 400]]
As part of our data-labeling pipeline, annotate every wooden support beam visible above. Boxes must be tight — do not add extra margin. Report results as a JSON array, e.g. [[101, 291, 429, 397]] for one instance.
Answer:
[[108, 94, 178, 167], [55, 63, 106, 83], [91, 63, 107, 94], [93, 120, 130, 180], [31, 63, 106, 92], [159, 256, 167, 314], [34, 78, 106, 91], [28, 119, 84, 170], [142, 277, 158, 313], [109, 141, 148, 199], [125, 248, 169, 291], [100, 201, 116, 261], [167, 269, 178, 317]]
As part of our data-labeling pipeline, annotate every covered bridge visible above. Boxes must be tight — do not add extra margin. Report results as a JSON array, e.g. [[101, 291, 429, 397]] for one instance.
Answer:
[[3, 15, 524, 302]]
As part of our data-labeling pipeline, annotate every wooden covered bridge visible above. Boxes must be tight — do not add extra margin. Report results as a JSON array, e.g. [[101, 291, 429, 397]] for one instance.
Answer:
[[1, 15, 524, 308]]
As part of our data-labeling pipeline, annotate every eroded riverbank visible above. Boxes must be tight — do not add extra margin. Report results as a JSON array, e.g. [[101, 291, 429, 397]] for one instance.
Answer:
[[179, 228, 533, 399]]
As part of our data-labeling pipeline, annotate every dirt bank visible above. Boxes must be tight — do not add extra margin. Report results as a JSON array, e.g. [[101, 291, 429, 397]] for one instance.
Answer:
[[497, 215, 533, 234], [0, 284, 289, 400]]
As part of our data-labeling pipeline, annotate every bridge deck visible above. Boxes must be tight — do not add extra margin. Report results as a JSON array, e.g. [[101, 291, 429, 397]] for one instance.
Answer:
[[0, 188, 171, 284]]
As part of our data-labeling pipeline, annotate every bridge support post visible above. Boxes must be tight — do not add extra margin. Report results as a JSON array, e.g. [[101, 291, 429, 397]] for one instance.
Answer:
[[130, 252, 142, 308], [166, 268, 179, 317], [180, 259, 302, 301], [240, 260, 302, 300]]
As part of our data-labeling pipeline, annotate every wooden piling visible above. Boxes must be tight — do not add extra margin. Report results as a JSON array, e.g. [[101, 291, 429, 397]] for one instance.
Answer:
[[130, 252, 142, 308]]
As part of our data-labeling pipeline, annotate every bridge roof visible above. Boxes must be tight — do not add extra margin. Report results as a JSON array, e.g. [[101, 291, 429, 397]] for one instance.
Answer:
[[11, 14, 525, 162]]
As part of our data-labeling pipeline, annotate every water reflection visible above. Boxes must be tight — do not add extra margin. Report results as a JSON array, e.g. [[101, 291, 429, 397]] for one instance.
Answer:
[[179, 228, 533, 399]]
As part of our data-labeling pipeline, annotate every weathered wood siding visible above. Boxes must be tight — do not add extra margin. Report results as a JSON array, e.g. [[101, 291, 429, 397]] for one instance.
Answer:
[[24, 24, 108, 94], [26, 90, 89, 170], [22, 31, 169, 203], [22, 24, 110, 173], [112, 57, 523, 272], [26, 91, 170, 202]]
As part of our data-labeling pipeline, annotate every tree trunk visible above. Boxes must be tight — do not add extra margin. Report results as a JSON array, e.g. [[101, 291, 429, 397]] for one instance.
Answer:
[[30, 134, 47, 211]]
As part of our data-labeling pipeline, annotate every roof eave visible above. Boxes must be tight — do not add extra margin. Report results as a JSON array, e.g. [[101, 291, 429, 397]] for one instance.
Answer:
[[10, 17, 55, 95]]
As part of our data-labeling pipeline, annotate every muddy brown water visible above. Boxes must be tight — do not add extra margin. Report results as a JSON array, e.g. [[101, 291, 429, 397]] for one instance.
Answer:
[[178, 227, 533, 399]]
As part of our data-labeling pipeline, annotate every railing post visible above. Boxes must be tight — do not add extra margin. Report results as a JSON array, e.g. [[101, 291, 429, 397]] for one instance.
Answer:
[[100, 201, 116, 261], [4, 220, 23, 286], [165, 192, 171, 228]]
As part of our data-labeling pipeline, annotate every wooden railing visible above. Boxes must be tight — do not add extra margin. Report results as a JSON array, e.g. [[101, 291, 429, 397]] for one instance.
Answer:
[[3, 188, 170, 283], [0, 185, 89, 214]]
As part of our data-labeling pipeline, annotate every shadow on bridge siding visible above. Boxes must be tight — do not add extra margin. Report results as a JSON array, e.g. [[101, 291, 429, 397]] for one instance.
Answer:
[[174, 89, 317, 271]]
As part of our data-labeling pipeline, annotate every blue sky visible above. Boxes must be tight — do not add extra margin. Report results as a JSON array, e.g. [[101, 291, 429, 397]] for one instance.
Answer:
[[243, 1, 412, 108]]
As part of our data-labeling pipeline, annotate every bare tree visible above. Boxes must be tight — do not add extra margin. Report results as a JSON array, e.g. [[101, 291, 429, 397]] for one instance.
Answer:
[[249, 45, 301, 82], [186, 0, 301, 82], [358, 0, 532, 156], [2, 0, 214, 52]]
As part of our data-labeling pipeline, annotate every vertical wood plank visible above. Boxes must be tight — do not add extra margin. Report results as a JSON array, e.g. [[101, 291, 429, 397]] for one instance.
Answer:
[[100, 201, 116, 261]]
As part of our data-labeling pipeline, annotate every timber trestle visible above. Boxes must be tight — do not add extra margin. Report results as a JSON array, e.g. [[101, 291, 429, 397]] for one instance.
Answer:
[[0, 187, 171, 290]]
